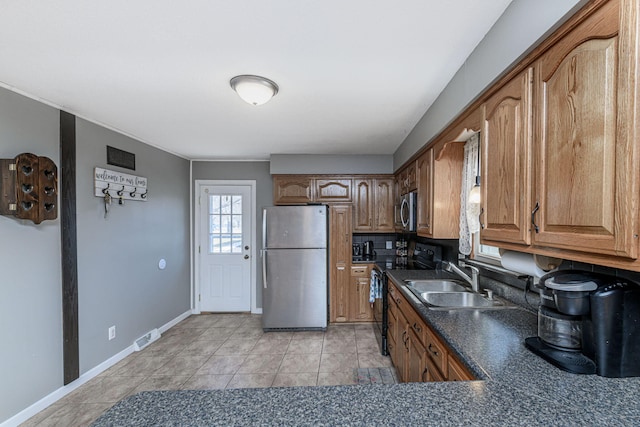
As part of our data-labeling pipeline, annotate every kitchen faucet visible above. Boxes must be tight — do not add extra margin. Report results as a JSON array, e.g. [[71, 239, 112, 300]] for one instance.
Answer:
[[442, 261, 480, 293]]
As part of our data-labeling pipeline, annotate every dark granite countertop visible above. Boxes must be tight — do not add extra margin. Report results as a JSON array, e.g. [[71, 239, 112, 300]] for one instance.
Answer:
[[93, 268, 640, 426]]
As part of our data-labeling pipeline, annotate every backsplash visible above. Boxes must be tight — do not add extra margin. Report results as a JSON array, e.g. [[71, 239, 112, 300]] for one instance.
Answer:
[[352, 233, 396, 257], [403, 234, 640, 312]]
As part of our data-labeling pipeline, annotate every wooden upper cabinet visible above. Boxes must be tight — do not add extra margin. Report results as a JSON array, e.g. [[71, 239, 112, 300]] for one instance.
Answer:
[[481, 68, 533, 246], [415, 144, 463, 239], [353, 178, 395, 232], [315, 178, 352, 203], [374, 178, 394, 231], [273, 176, 313, 204], [393, 174, 403, 231], [416, 149, 433, 236], [533, 0, 637, 259], [353, 179, 374, 231], [397, 163, 417, 196], [406, 162, 417, 193]]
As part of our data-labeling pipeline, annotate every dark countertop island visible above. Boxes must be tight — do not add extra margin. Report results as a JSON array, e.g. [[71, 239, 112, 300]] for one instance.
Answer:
[[93, 269, 640, 426]]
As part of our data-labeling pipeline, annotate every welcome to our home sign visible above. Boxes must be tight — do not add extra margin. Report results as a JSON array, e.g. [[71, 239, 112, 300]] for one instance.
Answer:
[[94, 167, 148, 202]]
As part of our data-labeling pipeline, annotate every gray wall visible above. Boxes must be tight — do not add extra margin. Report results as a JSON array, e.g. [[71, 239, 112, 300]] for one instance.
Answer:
[[0, 86, 191, 423], [0, 87, 63, 422], [192, 161, 272, 309], [394, 0, 587, 168], [271, 154, 393, 175], [76, 119, 191, 372]]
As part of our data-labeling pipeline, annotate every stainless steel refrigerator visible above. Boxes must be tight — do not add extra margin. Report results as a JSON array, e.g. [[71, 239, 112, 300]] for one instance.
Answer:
[[262, 205, 328, 331]]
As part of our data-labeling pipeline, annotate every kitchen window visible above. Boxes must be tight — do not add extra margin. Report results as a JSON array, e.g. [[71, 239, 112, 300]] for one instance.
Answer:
[[472, 232, 501, 265]]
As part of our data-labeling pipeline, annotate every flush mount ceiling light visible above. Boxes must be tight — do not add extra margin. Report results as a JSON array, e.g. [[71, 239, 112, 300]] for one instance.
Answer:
[[230, 75, 279, 106]]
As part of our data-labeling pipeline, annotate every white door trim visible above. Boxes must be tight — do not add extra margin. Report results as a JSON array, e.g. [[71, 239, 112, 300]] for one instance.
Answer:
[[194, 180, 259, 314]]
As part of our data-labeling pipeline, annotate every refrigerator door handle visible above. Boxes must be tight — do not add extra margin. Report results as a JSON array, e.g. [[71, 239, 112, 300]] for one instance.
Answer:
[[262, 208, 267, 247], [261, 249, 268, 289]]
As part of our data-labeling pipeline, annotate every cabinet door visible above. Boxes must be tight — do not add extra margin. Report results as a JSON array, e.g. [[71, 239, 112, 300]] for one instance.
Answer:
[[481, 68, 533, 246], [353, 179, 373, 231], [408, 328, 428, 383], [534, 0, 637, 259], [406, 161, 417, 192], [425, 353, 445, 382], [416, 149, 433, 236], [387, 298, 398, 367], [273, 176, 313, 205], [393, 175, 403, 231], [350, 276, 374, 321], [315, 178, 352, 203], [374, 178, 395, 231], [329, 205, 352, 322], [431, 143, 464, 239], [447, 354, 474, 381], [395, 308, 409, 382]]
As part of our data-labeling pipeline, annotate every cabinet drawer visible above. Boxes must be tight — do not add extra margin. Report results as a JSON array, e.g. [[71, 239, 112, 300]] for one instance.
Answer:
[[404, 307, 427, 345], [350, 265, 369, 277], [388, 281, 405, 309], [425, 329, 448, 377]]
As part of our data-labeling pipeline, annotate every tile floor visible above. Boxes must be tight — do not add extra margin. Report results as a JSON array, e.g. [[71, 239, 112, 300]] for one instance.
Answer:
[[21, 313, 394, 426]]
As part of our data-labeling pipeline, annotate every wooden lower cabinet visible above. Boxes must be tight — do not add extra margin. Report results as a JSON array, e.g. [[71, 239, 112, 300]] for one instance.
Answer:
[[407, 328, 428, 382], [448, 354, 475, 381], [425, 355, 445, 382], [394, 306, 409, 380], [350, 265, 373, 321], [388, 279, 474, 383], [387, 291, 400, 368]]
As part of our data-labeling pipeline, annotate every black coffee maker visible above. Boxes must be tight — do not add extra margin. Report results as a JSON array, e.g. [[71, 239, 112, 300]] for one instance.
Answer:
[[362, 241, 375, 259], [525, 270, 640, 377]]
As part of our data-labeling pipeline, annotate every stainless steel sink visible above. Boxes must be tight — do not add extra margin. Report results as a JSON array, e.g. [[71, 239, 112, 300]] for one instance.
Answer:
[[421, 291, 496, 308], [405, 279, 467, 293], [406, 287, 516, 310]]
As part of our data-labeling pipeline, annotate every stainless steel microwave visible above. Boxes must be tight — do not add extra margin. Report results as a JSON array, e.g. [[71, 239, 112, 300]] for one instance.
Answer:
[[400, 191, 417, 232]]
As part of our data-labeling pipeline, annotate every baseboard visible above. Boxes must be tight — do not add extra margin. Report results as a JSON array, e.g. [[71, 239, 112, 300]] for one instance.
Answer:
[[158, 309, 192, 334], [0, 309, 192, 427]]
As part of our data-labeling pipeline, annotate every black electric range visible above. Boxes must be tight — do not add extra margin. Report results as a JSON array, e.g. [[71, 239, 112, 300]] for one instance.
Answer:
[[373, 244, 441, 356]]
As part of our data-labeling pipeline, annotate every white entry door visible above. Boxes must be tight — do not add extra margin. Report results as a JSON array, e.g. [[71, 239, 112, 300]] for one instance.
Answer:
[[199, 185, 252, 312]]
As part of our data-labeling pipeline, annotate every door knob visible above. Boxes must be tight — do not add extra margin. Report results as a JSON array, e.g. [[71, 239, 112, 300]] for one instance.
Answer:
[[244, 255, 249, 260], [245, 245, 250, 250]]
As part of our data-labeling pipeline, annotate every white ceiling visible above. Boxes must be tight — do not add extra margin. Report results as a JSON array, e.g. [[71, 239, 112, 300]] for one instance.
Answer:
[[0, 0, 512, 160]]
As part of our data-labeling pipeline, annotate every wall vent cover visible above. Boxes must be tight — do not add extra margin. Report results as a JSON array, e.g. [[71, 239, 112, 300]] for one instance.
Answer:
[[133, 328, 161, 351], [107, 145, 136, 170]]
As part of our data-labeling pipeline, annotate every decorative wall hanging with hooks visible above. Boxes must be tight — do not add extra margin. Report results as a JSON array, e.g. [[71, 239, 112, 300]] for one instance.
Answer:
[[94, 167, 148, 204], [0, 153, 58, 224]]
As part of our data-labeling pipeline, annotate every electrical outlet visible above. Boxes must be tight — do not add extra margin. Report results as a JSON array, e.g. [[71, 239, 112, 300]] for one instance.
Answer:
[[108, 326, 116, 341], [386, 241, 393, 249]]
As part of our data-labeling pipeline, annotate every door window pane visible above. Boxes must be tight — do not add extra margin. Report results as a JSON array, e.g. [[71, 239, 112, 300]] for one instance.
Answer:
[[208, 193, 243, 254], [209, 195, 221, 214], [221, 195, 232, 214]]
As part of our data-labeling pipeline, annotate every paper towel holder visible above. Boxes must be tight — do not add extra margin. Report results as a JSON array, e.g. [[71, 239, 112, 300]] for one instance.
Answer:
[[498, 248, 563, 273], [533, 254, 563, 271]]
